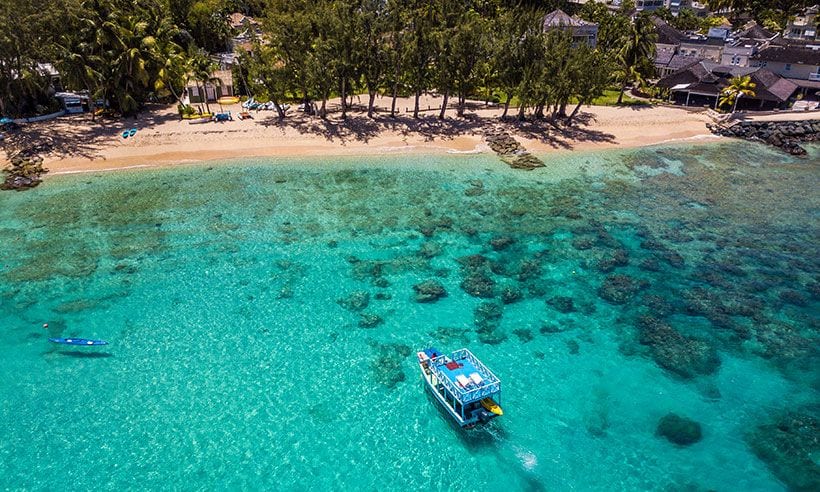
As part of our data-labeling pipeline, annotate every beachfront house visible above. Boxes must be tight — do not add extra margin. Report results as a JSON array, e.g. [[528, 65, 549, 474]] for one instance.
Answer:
[[720, 23, 778, 67], [784, 5, 818, 42], [635, 0, 701, 15], [186, 68, 235, 104], [658, 61, 798, 110], [751, 45, 820, 80], [653, 17, 703, 77], [542, 9, 598, 48]]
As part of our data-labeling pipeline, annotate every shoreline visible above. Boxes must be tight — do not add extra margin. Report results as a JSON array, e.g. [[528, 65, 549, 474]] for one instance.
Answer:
[[45, 133, 729, 177], [3, 96, 726, 176]]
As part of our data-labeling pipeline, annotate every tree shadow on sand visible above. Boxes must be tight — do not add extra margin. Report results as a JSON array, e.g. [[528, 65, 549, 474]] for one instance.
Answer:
[[1, 103, 181, 161], [509, 112, 617, 150], [254, 109, 537, 146]]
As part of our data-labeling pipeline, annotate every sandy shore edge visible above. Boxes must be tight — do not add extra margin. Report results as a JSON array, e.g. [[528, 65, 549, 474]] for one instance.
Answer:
[[3, 97, 726, 176]]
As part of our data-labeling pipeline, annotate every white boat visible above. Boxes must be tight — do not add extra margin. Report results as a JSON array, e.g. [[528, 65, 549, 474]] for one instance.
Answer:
[[418, 347, 503, 428]]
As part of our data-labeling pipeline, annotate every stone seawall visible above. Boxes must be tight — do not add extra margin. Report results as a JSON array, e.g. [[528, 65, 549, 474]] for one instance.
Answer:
[[706, 119, 820, 156]]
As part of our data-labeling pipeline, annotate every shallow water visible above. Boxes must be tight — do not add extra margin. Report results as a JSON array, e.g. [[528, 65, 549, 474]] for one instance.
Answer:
[[0, 142, 818, 490]]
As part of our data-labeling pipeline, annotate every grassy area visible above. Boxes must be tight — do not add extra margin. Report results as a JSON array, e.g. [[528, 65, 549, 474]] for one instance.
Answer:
[[479, 87, 649, 111], [588, 89, 646, 106]]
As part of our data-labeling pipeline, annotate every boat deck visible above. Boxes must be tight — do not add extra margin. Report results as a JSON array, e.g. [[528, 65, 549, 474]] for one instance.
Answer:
[[427, 348, 500, 404]]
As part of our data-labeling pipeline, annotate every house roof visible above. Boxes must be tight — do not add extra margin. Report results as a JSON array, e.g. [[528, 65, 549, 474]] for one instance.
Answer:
[[542, 9, 596, 29], [789, 78, 820, 90], [669, 54, 705, 70], [707, 27, 730, 40], [751, 69, 800, 101], [655, 46, 675, 66], [754, 45, 820, 65], [229, 12, 258, 29], [735, 22, 777, 41], [651, 16, 686, 46], [659, 63, 798, 102]]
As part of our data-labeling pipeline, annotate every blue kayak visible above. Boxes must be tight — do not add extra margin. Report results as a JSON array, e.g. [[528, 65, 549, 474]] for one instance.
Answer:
[[48, 338, 108, 346]]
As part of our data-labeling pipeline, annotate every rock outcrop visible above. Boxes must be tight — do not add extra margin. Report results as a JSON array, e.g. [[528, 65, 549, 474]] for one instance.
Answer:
[[485, 130, 545, 170], [2, 153, 47, 190]]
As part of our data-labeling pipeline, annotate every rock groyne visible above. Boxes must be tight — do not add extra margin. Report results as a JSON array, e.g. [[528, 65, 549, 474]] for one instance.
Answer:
[[707, 119, 820, 156]]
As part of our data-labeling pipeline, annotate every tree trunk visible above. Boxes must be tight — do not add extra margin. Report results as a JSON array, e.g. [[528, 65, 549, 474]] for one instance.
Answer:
[[413, 90, 421, 119], [517, 102, 526, 121], [501, 94, 512, 119], [367, 90, 376, 118], [558, 101, 568, 118], [617, 80, 627, 105], [438, 90, 449, 120], [567, 100, 584, 124], [340, 78, 347, 119], [457, 94, 466, 117], [320, 98, 327, 119], [390, 82, 398, 118], [272, 100, 285, 119], [534, 98, 545, 119]]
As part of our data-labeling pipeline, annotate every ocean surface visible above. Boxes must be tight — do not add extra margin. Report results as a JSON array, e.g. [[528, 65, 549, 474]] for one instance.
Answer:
[[0, 142, 817, 491]]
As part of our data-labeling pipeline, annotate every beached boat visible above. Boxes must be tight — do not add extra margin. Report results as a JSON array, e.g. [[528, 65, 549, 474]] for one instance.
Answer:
[[217, 96, 240, 105], [186, 115, 213, 124], [418, 347, 503, 428]]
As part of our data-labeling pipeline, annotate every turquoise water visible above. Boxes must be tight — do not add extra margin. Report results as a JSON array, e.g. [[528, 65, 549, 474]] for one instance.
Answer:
[[0, 142, 818, 490]]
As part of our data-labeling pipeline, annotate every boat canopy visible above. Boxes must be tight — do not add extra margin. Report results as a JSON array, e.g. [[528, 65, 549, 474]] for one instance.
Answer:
[[427, 348, 501, 404]]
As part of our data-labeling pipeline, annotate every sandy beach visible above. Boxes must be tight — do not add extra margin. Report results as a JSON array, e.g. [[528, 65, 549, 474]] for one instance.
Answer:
[[2, 95, 719, 174]]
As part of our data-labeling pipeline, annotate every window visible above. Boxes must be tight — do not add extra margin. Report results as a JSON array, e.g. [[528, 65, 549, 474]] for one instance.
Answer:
[[785, 63, 792, 71]]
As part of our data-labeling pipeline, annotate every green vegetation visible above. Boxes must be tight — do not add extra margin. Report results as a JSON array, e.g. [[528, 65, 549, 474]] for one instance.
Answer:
[[707, 0, 813, 29], [1, 0, 662, 121], [719, 75, 757, 112]]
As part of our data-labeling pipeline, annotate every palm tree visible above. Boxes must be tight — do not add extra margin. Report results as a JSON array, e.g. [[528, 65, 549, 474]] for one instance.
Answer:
[[615, 15, 656, 105], [189, 50, 220, 114], [719, 75, 756, 113]]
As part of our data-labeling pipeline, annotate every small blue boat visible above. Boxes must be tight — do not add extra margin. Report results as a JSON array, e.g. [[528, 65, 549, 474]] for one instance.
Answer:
[[121, 130, 129, 139], [49, 338, 108, 346], [128, 127, 137, 137], [418, 347, 503, 428]]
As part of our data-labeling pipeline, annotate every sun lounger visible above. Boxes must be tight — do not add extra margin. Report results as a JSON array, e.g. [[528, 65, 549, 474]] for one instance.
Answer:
[[455, 374, 472, 388], [469, 372, 484, 386]]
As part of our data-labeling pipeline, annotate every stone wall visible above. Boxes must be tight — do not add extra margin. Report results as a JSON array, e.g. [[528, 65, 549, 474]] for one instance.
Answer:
[[707, 119, 820, 156]]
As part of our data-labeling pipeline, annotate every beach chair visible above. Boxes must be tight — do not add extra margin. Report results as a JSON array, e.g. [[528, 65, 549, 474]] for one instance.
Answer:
[[469, 372, 484, 386], [455, 374, 473, 388]]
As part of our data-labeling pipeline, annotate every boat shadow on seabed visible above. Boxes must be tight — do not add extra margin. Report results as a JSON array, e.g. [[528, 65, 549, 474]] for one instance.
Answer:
[[56, 350, 113, 358]]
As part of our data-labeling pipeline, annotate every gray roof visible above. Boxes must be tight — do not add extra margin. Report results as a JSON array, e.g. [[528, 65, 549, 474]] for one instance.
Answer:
[[658, 62, 798, 102], [542, 9, 596, 29], [753, 45, 820, 65], [735, 22, 777, 42], [707, 27, 730, 40], [651, 16, 686, 46]]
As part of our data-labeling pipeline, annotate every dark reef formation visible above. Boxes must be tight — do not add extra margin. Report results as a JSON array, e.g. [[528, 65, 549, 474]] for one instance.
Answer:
[[746, 408, 820, 491], [656, 413, 703, 446], [413, 279, 447, 303]]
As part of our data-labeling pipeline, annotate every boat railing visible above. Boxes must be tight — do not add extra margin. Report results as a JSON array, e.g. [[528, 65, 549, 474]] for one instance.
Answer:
[[429, 349, 501, 404], [453, 349, 501, 385]]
